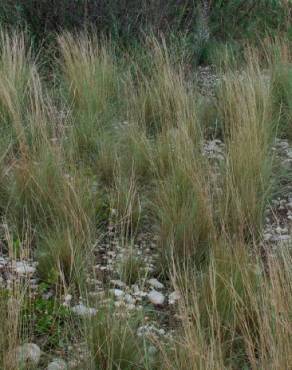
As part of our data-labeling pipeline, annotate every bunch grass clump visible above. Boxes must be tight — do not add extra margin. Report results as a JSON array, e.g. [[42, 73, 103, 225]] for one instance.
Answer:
[[162, 242, 292, 370], [0, 28, 291, 370], [217, 54, 275, 238]]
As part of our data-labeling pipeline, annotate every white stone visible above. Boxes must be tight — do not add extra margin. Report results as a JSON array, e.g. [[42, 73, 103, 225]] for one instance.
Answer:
[[278, 235, 290, 241], [263, 233, 272, 241], [110, 279, 126, 288], [147, 278, 164, 290], [63, 294, 72, 307], [124, 293, 135, 304], [148, 345, 158, 355], [137, 324, 166, 338], [133, 289, 147, 297], [168, 291, 181, 305], [126, 303, 136, 310], [276, 226, 288, 234], [0, 257, 7, 266], [137, 325, 151, 337], [47, 359, 67, 370], [133, 285, 140, 293], [15, 262, 36, 275], [64, 294, 72, 303], [43, 291, 54, 300], [114, 301, 125, 308], [148, 290, 165, 305], [17, 343, 41, 365], [111, 289, 125, 299], [71, 304, 97, 316]]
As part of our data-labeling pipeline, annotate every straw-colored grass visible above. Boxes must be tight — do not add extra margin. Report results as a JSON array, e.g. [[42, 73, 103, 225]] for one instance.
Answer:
[[217, 57, 275, 239], [0, 30, 290, 370]]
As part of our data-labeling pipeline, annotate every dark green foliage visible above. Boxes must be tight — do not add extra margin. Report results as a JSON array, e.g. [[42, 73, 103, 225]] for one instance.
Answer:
[[272, 62, 292, 139], [0, 1, 199, 44], [0, 1, 289, 46], [210, 0, 291, 40]]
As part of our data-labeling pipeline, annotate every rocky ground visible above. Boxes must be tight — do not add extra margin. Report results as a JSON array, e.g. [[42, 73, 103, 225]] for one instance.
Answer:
[[0, 139, 291, 368], [0, 66, 291, 368], [1, 135, 291, 368]]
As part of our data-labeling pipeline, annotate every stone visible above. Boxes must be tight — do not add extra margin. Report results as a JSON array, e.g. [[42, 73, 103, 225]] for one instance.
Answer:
[[15, 262, 36, 275], [278, 235, 290, 241], [62, 294, 72, 307], [17, 343, 41, 365], [114, 301, 125, 308], [168, 291, 181, 305], [147, 278, 164, 290], [133, 286, 147, 297], [47, 359, 67, 370], [137, 324, 166, 338], [148, 345, 157, 355], [111, 289, 125, 300], [263, 233, 272, 241], [71, 304, 97, 316], [148, 290, 165, 305], [0, 257, 7, 266], [43, 291, 54, 300], [126, 303, 136, 310], [276, 226, 287, 234], [110, 279, 126, 288], [124, 293, 135, 304], [64, 294, 72, 303]]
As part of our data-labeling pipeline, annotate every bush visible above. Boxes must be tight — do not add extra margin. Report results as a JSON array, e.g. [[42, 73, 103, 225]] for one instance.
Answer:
[[1, 1, 289, 46], [0, 1, 200, 43], [210, 0, 290, 40]]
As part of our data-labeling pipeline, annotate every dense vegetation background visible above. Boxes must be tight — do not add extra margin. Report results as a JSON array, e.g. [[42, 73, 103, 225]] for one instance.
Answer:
[[0, 1, 291, 45]]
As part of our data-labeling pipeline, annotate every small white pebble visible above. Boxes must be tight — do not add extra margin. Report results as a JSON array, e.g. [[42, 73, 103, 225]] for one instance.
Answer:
[[124, 293, 135, 304], [16, 343, 41, 365], [64, 294, 72, 303], [147, 278, 164, 290], [148, 290, 165, 305], [47, 358, 67, 370], [71, 304, 97, 317], [168, 291, 181, 305], [15, 262, 36, 275], [111, 289, 124, 300]]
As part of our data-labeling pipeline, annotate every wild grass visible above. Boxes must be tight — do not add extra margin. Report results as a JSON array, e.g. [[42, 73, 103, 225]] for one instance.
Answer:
[[163, 242, 292, 370], [268, 38, 292, 140], [217, 55, 275, 239], [0, 288, 22, 370], [84, 307, 152, 370], [155, 156, 214, 265], [0, 29, 291, 370], [58, 32, 120, 163], [0, 30, 34, 154], [126, 37, 200, 136]]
